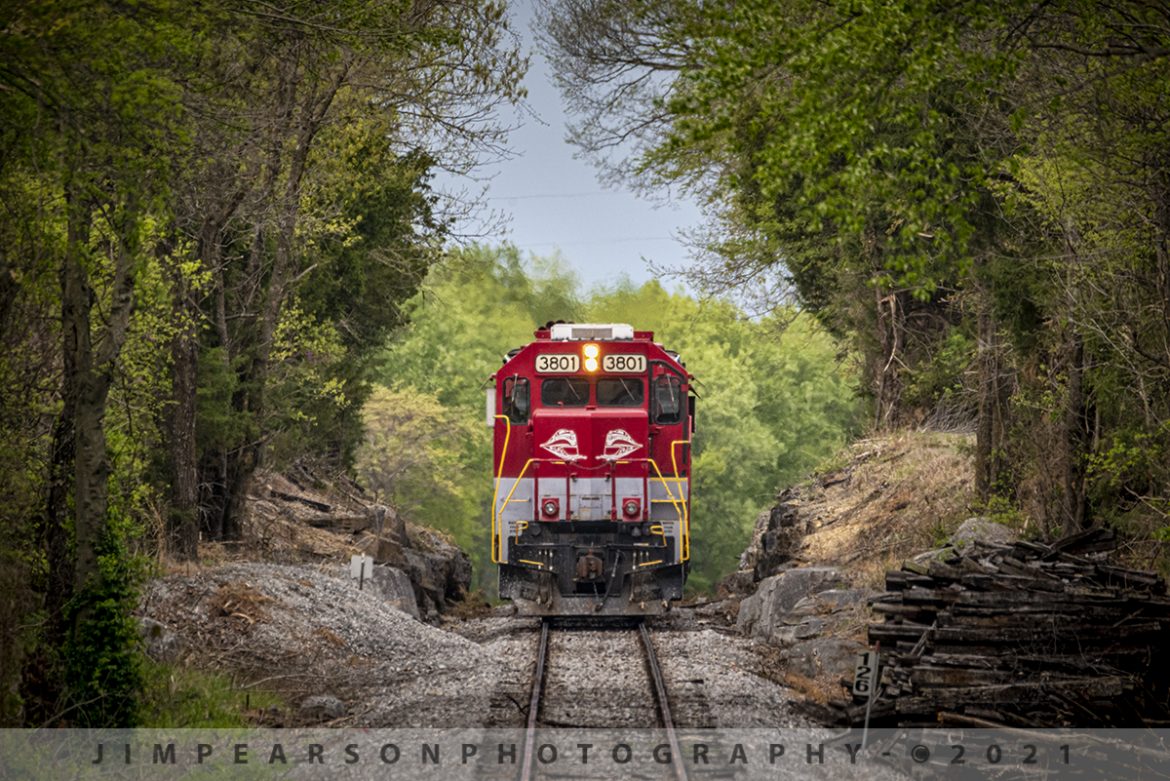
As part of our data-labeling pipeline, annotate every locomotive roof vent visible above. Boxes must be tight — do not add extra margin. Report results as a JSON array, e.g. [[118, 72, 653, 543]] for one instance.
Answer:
[[549, 323, 634, 341]]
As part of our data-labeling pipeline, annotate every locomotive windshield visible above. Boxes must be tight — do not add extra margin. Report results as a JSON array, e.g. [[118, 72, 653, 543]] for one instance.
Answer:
[[653, 375, 683, 423], [541, 377, 589, 406], [503, 377, 529, 423], [597, 378, 644, 407]]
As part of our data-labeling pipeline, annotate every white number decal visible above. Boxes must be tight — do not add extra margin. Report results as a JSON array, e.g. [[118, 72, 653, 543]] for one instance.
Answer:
[[535, 354, 580, 373], [603, 354, 646, 373]]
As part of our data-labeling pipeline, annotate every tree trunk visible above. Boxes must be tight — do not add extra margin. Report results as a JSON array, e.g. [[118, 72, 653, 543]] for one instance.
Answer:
[[42, 229, 84, 632], [975, 291, 1003, 502], [200, 50, 347, 542], [1061, 335, 1091, 534], [167, 300, 200, 560], [873, 287, 903, 430]]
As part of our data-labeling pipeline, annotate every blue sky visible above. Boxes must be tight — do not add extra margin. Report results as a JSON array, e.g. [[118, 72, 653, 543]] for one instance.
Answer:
[[435, 0, 704, 293]]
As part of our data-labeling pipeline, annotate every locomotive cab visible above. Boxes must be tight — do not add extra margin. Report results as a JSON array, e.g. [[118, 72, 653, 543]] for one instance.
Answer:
[[488, 323, 694, 616]]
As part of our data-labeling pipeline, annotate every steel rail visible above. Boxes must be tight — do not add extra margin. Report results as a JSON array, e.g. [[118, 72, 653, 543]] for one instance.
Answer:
[[518, 618, 550, 781], [519, 620, 687, 781], [640, 621, 688, 781]]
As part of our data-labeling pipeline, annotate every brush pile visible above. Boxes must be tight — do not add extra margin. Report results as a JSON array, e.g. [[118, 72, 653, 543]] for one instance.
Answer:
[[859, 529, 1170, 726]]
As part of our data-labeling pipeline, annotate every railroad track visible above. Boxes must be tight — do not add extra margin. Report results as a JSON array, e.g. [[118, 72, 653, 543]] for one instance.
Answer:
[[519, 618, 688, 781]]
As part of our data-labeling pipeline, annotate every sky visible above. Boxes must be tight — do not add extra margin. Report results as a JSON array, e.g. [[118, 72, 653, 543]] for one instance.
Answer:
[[435, 0, 705, 293]]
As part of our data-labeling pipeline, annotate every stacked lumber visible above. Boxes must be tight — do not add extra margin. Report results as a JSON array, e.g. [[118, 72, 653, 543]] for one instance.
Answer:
[[864, 529, 1170, 726]]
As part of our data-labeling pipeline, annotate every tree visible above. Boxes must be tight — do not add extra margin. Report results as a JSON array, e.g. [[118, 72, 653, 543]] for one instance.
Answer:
[[539, 0, 1170, 545], [159, 0, 527, 552], [0, 0, 527, 724], [1, 0, 195, 723]]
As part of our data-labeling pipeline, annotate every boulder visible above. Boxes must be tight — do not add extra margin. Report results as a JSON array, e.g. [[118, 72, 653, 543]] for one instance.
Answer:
[[950, 517, 1017, 550], [739, 492, 807, 580], [785, 589, 871, 621], [911, 518, 1020, 566], [367, 524, 471, 621], [373, 504, 407, 543], [770, 618, 828, 647], [766, 588, 873, 647], [715, 570, 755, 599], [736, 567, 847, 639]]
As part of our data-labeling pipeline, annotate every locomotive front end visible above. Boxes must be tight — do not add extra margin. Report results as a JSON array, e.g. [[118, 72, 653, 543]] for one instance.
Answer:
[[488, 323, 694, 616]]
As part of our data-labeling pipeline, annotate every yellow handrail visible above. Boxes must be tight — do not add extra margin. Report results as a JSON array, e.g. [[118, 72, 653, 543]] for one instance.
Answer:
[[500, 458, 537, 512], [495, 455, 579, 563], [490, 414, 511, 563], [647, 458, 688, 563], [670, 439, 692, 561]]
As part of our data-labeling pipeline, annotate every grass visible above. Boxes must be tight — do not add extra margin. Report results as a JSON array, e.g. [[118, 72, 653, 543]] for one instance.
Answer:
[[138, 659, 283, 728]]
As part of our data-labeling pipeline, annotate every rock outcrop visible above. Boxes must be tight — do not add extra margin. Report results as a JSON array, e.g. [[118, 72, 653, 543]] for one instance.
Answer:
[[739, 491, 809, 582], [737, 568, 871, 685], [731, 432, 979, 717], [244, 468, 471, 619], [736, 567, 848, 641], [362, 522, 471, 621], [352, 563, 420, 619]]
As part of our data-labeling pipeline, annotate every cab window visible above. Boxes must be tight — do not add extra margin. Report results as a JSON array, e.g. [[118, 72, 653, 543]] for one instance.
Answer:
[[541, 377, 589, 406], [597, 378, 644, 407], [502, 377, 529, 423], [653, 376, 683, 424]]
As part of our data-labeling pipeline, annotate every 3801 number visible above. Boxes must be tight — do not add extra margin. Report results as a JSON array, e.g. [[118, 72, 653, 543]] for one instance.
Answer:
[[603, 354, 645, 373], [535, 354, 579, 373]]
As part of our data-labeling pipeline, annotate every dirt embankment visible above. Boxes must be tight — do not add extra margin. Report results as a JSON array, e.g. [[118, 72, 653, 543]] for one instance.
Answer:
[[139, 463, 821, 729], [730, 430, 1170, 728], [722, 431, 978, 715], [196, 466, 472, 620], [739, 430, 976, 589]]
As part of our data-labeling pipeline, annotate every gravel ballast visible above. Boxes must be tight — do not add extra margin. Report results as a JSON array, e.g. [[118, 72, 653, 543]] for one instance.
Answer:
[[141, 563, 504, 726]]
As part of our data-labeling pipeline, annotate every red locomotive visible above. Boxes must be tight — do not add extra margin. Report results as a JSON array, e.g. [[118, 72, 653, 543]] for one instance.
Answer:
[[487, 322, 694, 615]]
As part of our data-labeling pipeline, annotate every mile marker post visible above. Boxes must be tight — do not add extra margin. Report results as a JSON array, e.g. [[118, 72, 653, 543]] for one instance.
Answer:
[[861, 641, 880, 750]]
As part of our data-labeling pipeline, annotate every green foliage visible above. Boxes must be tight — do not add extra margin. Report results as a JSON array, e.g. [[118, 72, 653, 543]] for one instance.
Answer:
[[977, 495, 1030, 536], [373, 246, 585, 587], [541, 0, 1170, 548], [901, 328, 976, 418], [0, 0, 529, 727], [264, 301, 352, 466], [371, 245, 860, 591], [62, 530, 145, 727], [356, 386, 481, 546]]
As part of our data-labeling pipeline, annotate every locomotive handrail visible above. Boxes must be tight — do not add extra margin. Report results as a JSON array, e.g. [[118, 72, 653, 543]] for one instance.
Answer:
[[670, 439, 692, 562], [490, 415, 511, 564], [647, 458, 687, 564], [497, 456, 570, 540]]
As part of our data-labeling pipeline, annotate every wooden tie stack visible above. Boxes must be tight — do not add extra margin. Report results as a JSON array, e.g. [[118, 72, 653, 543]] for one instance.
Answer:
[[862, 529, 1170, 726]]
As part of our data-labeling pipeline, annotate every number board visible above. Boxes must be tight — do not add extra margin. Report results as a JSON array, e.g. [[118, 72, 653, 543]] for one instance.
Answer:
[[603, 354, 646, 373], [852, 650, 880, 698], [535, 354, 580, 373]]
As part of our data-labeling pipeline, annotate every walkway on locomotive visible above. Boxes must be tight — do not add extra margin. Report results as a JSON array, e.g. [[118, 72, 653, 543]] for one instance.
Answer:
[[488, 324, 694, 568]]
